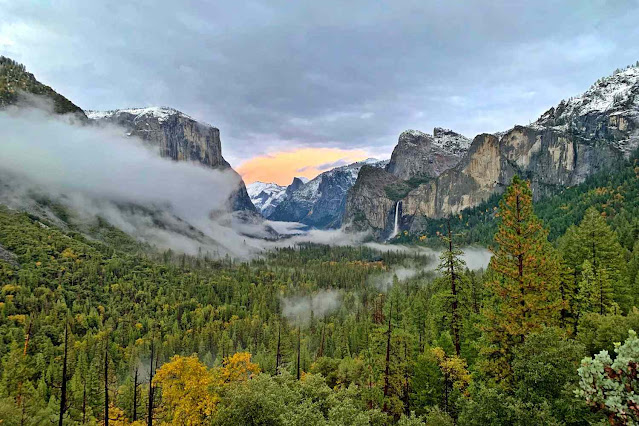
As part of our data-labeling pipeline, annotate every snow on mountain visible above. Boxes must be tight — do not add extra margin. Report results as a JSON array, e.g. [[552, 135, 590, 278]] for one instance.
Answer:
[[537, 64, 639, 126], [266, 158, 387, 228], [290, 158, 387, 204], [400, 128, 471, 156], [247, 181, 287, 217], [86, 106, 196, 124], [534, 62, 639, 156]]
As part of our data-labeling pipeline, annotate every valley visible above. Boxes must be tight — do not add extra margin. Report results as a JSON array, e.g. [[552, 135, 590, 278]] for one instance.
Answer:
[[1, 46, 639, 426]]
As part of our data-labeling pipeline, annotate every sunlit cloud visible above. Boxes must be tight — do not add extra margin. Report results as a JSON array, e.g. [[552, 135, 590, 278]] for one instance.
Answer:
[[237, 147, 369, 185]]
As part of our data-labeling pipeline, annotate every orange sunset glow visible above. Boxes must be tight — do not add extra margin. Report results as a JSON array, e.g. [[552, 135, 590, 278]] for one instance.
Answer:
[[237, 147, 370, 185]]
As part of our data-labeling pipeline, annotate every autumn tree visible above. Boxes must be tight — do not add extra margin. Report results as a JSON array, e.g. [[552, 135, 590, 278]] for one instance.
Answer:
[[216, 352, 260, 384], [481, 176, 562, 382], [153, 355, 218, 425], [430, 347, 470, 417]]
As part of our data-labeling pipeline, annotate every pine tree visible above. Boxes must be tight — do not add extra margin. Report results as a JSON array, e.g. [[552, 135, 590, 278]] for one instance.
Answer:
[[437, 221, 466, 356], [578, 260, 615, 315], [58, 321, 69, 426], [575, 207, 628, 310], [481, 176, 562, 382]]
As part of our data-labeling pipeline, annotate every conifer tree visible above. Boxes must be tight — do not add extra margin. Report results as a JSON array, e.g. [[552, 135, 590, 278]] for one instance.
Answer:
[[481, 176, 562, 382], [438, 221, 466, 356], [575, 207, 628, 310], [577, 260, 615, 315]]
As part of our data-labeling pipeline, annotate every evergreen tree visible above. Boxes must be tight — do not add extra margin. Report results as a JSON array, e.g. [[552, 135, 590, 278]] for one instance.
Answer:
[[437, 221, 466, 356], [575, 207, 628, 311], [481, 176, 562, 382], [578, 260, 615, 315]]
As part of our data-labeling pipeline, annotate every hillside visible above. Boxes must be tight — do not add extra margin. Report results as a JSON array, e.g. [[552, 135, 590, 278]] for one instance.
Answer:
[[2, 169, 639, 423], [400, 152, 639, 249], [0, 56, 85, 116]]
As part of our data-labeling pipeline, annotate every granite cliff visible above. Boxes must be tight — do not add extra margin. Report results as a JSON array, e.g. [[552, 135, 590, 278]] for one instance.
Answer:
[[87, 107, 255, 212], [345, 64, 639, 237]]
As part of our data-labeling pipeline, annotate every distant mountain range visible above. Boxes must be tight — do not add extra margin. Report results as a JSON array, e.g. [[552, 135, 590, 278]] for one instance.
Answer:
[[249, 158, 387, 228]]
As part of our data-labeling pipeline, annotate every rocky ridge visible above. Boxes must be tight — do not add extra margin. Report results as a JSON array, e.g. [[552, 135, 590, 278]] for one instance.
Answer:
[[345, 63, 639, 237], [386, 128, 471, 180]]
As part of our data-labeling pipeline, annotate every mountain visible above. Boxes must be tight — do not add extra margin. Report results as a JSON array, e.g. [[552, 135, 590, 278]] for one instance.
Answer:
[[345, 64, 639, 238], [247, 181, 287, 217], [86, 107, 256, 211], [0, 56, 86, 117], [386, 128, 471, 180], [266, 158, 387, 228]]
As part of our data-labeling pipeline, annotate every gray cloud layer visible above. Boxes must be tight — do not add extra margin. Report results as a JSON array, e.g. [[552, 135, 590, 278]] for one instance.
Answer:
[[2, 1, 638, 164]]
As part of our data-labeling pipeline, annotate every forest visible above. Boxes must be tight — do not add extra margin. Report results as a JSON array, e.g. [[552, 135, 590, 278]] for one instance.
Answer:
[[2, 158, 639, 425]]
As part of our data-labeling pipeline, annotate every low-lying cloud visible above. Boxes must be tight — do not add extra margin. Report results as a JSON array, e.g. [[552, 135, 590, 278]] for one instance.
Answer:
[[0, 105, 260, 256], [281, 289, 342, 324], [0, 106, 239, 219]]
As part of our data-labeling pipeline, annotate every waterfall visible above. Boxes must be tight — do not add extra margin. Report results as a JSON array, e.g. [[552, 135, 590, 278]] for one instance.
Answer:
[[390, 201, 401, 239]]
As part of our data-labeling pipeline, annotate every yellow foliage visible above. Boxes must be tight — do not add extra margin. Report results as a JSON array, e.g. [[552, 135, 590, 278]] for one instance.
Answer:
[[8, 314, 26, 324], [153, 355, 218, 425], [61, 248, 78, 259], [430, 347, 471, 395], [101, 404, 128, 426], [216, 352, 260, 384], [1, 284, 19, 294]]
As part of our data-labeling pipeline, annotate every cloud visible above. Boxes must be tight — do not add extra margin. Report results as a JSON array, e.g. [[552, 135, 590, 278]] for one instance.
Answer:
[[0, 104, 377, 258], [236, 147, 368, 185], [281, 290, 342, 324], [0, 105, 268, 258], [316, 158, 351, 171], [2, 1, 637, 166], [0, 107, 239, 219], [364, 244, 492, 291]]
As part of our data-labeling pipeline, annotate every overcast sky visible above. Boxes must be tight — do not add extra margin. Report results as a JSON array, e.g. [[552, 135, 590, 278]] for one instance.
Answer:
[[1, 0, 638, 181]]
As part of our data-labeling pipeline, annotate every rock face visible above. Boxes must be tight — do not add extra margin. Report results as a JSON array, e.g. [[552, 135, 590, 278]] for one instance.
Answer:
[[386, 128, 470, 180], [247, 181, 287, 217], [87, 107, 256, 212], [345, 64, 639, 237], [267, 159, 387, 228], [343, 165, 401, 233], [0, 243, 19, 268]]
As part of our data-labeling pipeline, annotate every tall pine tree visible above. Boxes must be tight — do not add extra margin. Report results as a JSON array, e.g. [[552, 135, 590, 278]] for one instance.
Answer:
[[437, 221, 466, 356], [481, 176, 562, 383]]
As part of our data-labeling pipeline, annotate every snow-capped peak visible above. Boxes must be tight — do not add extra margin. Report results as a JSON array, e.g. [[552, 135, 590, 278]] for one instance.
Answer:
[[247, 181, 287, 216], [86, 106, 197, 124], [537, 63, 639, 125], [399, 128, 470, 156]]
